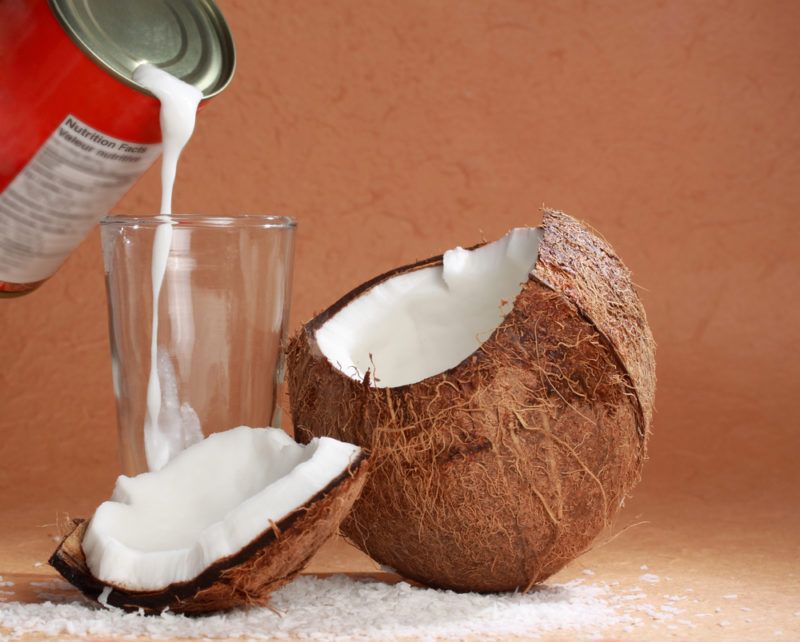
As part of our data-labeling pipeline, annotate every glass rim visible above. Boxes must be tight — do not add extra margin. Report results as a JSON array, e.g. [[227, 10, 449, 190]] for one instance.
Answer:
[[100, 214, 297, 229]]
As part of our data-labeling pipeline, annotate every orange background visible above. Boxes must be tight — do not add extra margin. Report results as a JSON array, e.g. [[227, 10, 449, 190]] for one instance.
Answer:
[[0, 1, 798, 634]]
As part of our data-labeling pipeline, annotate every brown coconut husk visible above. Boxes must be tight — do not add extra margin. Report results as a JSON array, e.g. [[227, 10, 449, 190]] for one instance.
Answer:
[[287, 209, 655, 593], [49, 452, 369, 614]]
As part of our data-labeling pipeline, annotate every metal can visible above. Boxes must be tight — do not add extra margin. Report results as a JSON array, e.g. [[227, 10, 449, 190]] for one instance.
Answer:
[[0, 0, 235, 297]]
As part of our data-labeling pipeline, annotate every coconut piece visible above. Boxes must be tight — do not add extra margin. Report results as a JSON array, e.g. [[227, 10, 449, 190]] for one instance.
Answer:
[[287, 208, 655, 593], [50, 427, 369, 614]]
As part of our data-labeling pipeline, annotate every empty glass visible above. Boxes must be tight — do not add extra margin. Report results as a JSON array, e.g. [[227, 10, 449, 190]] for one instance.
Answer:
[[101, 215, 296, 475]]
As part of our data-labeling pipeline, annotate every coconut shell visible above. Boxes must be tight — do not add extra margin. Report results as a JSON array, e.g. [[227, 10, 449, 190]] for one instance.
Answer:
[[287, 209, 655, 592], [534, 209, 656, 430], [49, 452, 369, 614]]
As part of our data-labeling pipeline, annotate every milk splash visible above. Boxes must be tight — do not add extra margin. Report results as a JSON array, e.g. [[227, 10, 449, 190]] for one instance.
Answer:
[[132, 63, 203, 471]]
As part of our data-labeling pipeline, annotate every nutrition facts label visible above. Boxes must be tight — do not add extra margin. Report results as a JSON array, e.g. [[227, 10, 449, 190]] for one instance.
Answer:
[[0, 114, 161, 284]]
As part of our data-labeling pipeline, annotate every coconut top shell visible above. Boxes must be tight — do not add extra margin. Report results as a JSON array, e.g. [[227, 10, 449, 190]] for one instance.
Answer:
[[533, 209, 656, 431], [303, 208, 655, 436]]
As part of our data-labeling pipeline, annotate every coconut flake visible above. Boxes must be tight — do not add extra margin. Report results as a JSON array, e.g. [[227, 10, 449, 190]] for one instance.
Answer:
[[0, 575, 636, 640], [97, 586, 118, 611]]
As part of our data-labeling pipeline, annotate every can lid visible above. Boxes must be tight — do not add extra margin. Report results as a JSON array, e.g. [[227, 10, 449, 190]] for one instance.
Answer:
[[49, 0, 235, 98]]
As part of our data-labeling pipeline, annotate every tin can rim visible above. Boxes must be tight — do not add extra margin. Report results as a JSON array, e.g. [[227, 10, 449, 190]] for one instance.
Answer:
[[48, 0, 236, 99]]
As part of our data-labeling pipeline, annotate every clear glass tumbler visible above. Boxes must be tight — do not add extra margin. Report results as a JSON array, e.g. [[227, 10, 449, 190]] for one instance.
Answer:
[[100, 215, 296, 475]]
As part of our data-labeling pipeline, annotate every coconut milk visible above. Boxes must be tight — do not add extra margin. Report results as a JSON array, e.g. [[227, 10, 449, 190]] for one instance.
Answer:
[[132, 63, 203, 471]]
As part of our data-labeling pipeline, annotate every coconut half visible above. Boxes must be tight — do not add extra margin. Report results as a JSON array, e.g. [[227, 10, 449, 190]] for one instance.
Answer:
[[50, 427, 368, 614], [288, 208, 656, 592]]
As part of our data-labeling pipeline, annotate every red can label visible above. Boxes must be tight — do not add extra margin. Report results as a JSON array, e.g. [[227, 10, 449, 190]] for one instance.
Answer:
[[0, 114, 160, 284]]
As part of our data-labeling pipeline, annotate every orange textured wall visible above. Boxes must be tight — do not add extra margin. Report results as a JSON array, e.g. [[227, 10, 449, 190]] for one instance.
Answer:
[[1, 0, 798, 531]]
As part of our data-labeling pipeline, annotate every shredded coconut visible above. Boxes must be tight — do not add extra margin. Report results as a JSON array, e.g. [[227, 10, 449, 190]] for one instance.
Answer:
[[639, 574, 660, 583], [628, 603, 674, 622], [0, 575, 640, 640]]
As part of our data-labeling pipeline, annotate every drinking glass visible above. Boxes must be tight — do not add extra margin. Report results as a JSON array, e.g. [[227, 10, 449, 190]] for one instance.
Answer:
[[100, 215, 296, 475]]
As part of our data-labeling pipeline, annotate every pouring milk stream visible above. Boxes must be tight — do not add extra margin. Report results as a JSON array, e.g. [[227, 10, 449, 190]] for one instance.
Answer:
[[132, 64, 204, 471]]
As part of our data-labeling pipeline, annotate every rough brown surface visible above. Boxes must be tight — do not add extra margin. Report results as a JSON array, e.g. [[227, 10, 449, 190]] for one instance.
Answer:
[[49, 452, 369, 615], [288, 211, 654, 592], [534, 209, 657, 431]]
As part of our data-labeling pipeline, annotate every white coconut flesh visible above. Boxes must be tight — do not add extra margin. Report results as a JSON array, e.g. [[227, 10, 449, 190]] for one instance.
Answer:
[[316, 227, 542, 388], [82, 427, 361, 591]]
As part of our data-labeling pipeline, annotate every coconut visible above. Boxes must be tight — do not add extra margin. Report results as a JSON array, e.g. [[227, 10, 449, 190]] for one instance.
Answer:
[[50, 427, 369, 614], [287, 208, 655, 593]]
